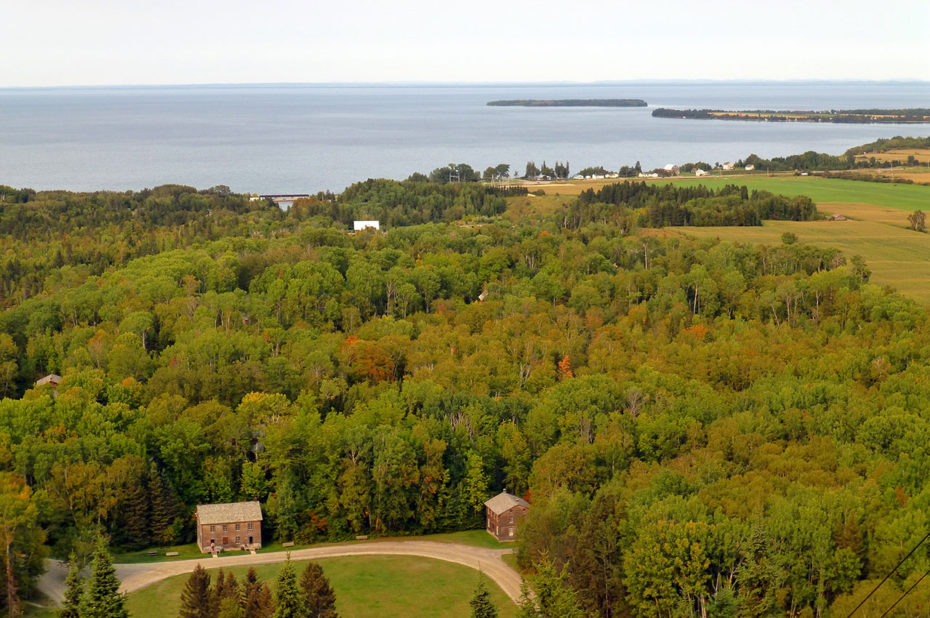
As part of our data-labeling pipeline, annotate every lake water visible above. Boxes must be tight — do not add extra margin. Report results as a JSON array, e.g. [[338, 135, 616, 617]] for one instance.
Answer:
[[1, 81, 928, 194]]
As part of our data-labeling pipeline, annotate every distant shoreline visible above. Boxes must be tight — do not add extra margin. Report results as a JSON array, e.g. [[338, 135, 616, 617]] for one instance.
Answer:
[[653, 108, 930, 124], [487, 99, 647, 107]]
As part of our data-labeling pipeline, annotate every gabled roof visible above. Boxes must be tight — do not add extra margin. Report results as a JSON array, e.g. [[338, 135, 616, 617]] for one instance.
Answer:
[[484, 491, 530, 515], [36, 374, 62, 387], [196, 501, 263, 525]]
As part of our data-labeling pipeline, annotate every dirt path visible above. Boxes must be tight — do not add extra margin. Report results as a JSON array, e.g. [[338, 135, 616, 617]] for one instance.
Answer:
[[39, 540, 522, 605]]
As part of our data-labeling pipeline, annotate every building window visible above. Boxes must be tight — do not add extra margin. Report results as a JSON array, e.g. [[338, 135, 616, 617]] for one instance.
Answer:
[[210, 525, 215, 532], [235, 523, 240, 531], [223, 524, 228, 532], [247, 522, 253, 531], [236, 536, 241, 544]]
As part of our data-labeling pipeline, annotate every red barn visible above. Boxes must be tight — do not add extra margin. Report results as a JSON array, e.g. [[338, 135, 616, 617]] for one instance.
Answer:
[[484, 491, 530, 541]]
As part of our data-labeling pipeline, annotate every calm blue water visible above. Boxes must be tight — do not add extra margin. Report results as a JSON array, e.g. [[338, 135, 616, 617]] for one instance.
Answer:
[[1, 81, 929, 193]]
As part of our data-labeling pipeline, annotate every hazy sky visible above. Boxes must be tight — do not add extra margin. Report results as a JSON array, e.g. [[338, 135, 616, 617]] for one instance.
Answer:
[[5, 0, 929, 86]]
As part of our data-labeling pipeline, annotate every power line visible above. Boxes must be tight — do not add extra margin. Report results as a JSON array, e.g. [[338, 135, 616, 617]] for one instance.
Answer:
[[879, 566, 930, 618], [846, 530, 930, 618]]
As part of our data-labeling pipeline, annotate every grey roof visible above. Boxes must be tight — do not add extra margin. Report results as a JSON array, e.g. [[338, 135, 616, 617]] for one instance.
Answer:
[[196, 501, 263, 525], [484, 491, 530, 515], [35, 374, 62, 387]]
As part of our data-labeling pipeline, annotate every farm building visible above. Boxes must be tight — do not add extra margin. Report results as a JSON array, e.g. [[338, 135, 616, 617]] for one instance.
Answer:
[[35, 374, 62, 388], [196, 501, 263, 553], [663, 164, 680, 175], [694, 168, 709, 177], [353, 220, 380, 231], [484, 490, 530, 541]]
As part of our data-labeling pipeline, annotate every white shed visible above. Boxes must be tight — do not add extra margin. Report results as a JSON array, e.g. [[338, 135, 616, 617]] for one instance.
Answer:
[[353, 220, 380, 231]]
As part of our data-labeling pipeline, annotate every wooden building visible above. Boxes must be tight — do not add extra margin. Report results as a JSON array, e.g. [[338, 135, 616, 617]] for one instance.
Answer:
[[484, 491, 530, 541], [35, 374, 62, 388], [196, 501, 263, 553]]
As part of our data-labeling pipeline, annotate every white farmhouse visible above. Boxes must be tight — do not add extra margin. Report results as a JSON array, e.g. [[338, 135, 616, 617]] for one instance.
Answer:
[[353, 220, 380, 232]]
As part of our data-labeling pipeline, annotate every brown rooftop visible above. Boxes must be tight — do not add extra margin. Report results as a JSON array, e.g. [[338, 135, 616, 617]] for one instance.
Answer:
[[196, 501, 263, 525], [484, 491, 530, 515]]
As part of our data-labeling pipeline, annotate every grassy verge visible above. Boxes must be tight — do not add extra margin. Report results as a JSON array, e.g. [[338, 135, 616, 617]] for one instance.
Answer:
[[115, 529, 509, 563], [125, 555, 517, 618]]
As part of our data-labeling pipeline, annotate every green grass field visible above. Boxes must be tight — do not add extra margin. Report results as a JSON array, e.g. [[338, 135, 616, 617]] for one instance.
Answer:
[[518, 174, 930, 211], [125, 555, 517, 618], [665, 175, 930, 211], [510, 176, 930, 304], [667, 202, 930, 303]]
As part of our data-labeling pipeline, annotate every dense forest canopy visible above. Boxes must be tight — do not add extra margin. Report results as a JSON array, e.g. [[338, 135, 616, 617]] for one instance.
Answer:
[[1, 179, 929, 616]]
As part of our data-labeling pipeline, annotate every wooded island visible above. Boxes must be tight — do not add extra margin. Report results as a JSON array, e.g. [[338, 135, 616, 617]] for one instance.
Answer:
[[653, 107, 930, 123]]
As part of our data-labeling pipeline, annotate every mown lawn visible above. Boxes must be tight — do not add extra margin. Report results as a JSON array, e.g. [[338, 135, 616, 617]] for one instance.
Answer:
[[664, 175, 930, 211], [126, 555, 517, 618]]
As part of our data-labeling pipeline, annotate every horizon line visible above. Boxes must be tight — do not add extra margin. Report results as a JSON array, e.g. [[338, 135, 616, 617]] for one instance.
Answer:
[[3, 78, 930, 90]]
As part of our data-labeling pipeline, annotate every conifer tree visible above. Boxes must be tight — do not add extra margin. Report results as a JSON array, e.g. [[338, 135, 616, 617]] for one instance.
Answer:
[[118, 466, 150, 549], [148, 462, 181, 545], [242, 568, 274, 618], [179, 564, 213, 618], [272, 557, 305, 618], [212, 569, 239, 604], [469, 577, 497, 618], [298, 562, 338, 617], [59, 555, 83, 618], [81, 536, 128, 618]]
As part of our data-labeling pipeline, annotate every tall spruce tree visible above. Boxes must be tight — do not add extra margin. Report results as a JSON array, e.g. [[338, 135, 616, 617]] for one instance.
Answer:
[[117, 465, 150, 549], [81, 536, 128, 618], [242, 568, 274, 618], [59, 555, 82, 618], [469, 578, 497, 618], [179, 564, 213, 618], [272, 557, 304, 618], [298, 562, 337, 617], [148, 462, 181, 546]]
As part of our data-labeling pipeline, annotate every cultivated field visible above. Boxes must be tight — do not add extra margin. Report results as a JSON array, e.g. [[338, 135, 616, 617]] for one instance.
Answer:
[[854, 147, 930, 164], [508, 175, 930, 304], [125, 555, 517, 618], [668, 202, 930, 304], [514, 174, 930, 210]]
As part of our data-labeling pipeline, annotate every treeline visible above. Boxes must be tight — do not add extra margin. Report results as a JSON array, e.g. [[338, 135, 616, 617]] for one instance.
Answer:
[[566, 181, 818, 227], [653, 108, 930, 123], [292, 178, 517, 227], [846, 135, 930, 154]]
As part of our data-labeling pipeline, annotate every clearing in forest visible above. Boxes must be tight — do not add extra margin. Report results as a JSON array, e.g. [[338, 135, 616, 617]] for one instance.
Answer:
[[125, 555, 517, 618]]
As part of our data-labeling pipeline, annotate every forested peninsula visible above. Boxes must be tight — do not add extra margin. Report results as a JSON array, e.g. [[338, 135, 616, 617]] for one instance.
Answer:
[[0, 177, 928, 617], [653, 107, 930, 123], [488, 99, 647, 107]]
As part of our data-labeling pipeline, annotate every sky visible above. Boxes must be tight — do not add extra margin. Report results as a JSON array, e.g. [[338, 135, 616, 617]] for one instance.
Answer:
[[4, 0, 929, 87]]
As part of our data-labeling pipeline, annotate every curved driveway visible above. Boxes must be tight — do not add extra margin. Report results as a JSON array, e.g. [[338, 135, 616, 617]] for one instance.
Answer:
[[39, 540, 521, 605]]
